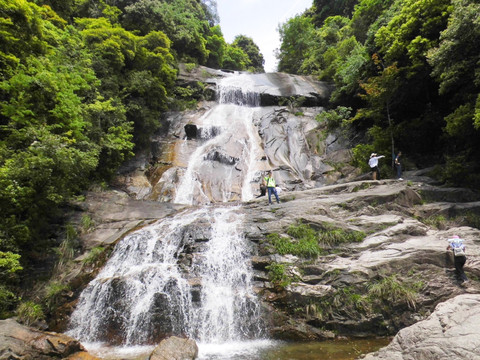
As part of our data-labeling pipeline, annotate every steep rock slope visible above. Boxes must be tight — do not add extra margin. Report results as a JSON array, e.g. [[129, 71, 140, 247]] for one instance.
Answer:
[[242, 177, 480, 340]]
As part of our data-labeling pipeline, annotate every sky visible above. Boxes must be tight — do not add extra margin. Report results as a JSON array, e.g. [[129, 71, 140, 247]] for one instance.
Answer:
[[216, 0, 313, 72]]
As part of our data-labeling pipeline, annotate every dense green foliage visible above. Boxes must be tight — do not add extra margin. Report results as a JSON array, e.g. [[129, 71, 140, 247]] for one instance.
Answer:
[[0, 0, 263, 315], [264, 222, 365, 259], [277, 0, 480, 186]]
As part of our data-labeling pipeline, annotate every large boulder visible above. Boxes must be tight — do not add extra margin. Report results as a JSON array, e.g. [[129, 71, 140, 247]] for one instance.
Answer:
[[361, 294, 480, 360], [0, 318, 86, 360], [149, 336, 198, 360]]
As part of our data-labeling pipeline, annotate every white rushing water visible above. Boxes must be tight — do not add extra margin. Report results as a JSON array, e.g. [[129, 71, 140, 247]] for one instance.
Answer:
[[68, 73, 275, 358], [174, 75, 265, 205], [68, 206, 267, 348]]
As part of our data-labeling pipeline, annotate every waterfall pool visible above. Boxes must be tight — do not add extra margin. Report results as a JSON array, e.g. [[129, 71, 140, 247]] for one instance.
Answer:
[[82, 338, 390, 360]]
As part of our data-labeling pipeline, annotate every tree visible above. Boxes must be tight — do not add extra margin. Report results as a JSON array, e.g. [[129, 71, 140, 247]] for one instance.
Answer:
[[312, 0, 357, 26], [205, 25, 226, 69], [277, 15, 316, 74], [232, 35, 264, 73], [122, 0, 210, 64], [355, 55, 400, 165], [222, 44, 250, 71], [76, 17, 177, 150]]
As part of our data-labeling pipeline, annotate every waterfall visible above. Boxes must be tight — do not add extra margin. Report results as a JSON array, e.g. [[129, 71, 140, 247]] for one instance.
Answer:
[[217, 73, 260, 107], [174, 75, 265, 205], [68, 73, 274, 358], [68, 206, 264, 347], [191, 207, 263, 343]]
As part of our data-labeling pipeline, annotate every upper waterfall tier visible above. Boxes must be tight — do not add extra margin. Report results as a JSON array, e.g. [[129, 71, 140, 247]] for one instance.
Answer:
[[116, 69, 347, 205], [177, 65, 332, 107]]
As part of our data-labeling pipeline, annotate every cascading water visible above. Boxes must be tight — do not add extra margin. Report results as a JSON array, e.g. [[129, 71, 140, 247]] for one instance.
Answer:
[[174, 74, 265, 205], [68, 73, 275, 359]]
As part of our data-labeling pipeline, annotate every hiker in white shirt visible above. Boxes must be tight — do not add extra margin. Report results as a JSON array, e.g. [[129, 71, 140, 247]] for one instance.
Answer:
[[368, 153, 385, 180]]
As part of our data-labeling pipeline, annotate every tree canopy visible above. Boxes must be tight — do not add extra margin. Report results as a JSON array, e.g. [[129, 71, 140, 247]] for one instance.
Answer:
[[277, 0, 480, 186], [0, 0, 263, 315]]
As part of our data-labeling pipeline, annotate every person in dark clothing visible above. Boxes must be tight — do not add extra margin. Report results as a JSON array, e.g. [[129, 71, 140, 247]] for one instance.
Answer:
[[447, 235, 468, 284], [256, 183, 266, 198], [395, 151, 403, 180]]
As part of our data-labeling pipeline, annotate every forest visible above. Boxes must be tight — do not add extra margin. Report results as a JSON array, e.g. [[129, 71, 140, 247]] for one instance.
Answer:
[[1, 0, 479, 320], [0, 0, 264, 316], [276, 0, 480, 185]]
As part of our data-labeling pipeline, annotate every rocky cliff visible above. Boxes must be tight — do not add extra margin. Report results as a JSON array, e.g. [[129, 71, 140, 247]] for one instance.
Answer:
[[55, 172, 480, 348]]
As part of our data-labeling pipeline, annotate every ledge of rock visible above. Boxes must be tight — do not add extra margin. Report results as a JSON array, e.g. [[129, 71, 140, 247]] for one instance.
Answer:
[[361, 294, 480, 360], [0, 318, 87, 360]]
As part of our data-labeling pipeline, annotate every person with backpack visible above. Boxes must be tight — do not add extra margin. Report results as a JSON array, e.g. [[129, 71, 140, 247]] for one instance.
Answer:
[[368, 153, 385, 180], [446, 235, 468, 284], [263, 170, 280, 205]]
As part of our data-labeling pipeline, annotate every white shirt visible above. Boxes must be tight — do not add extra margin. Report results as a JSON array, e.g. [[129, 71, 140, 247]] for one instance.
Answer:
[[369, 155, 385, 168]]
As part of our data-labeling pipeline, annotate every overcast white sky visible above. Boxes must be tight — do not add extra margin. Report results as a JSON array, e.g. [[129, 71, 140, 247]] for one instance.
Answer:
[[216, 0, 313, 72]]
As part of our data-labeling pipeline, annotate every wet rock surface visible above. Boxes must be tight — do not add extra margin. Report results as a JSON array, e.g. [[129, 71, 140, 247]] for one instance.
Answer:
[[150, 336, 198, 360], [45, 171, 480, 358]]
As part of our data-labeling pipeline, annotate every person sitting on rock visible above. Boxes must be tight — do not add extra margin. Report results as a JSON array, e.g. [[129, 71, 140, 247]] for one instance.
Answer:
[[446, 235, 468, 284], [263, 170, 280, 205], [256, 183, 266, 198], [368, 153, 385, 180]]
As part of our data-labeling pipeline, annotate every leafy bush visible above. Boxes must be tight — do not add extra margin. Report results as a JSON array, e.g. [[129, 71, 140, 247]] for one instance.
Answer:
[[0, 285, 17, 318], [184, 63, 198, 72], [316, 106, 352, 131], [44, 282, 70, 311], [266, 263, 293, 289], [82, 246, 106, 266], [367, 275, 422, 310], [352, 144, 375, 171], [0, 251, 22, 317], [17, 301, 45, 326]]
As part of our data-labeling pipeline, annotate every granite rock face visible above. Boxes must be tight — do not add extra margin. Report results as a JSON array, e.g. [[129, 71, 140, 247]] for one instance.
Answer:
[[361, 294, 480, 360], [242, 179, 480, 340]]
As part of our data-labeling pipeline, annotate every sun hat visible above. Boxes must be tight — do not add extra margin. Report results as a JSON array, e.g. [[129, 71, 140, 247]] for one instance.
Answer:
[[448, 235, 463, 243], [370, 153, 377, 158]]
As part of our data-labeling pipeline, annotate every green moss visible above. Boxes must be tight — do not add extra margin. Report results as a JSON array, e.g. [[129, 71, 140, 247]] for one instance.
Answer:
[[264, 222, 365, 258], [318, 227, 366, 247], [421, 214, 448, 229], [81, 214, 95, 233], [266, 231, 323, 258], [352, 182, 371, 192]]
